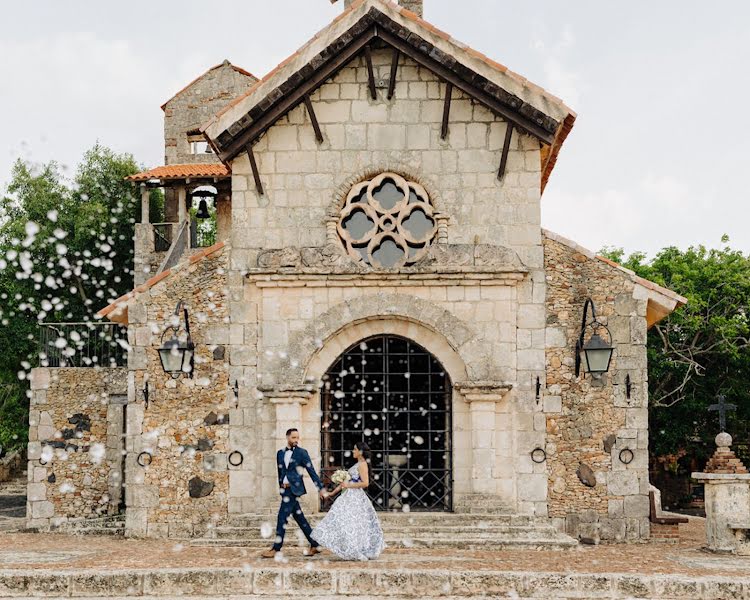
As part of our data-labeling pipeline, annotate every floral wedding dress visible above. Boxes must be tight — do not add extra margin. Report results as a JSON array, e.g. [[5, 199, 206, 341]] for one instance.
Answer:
[[311, 463, 386, 560]]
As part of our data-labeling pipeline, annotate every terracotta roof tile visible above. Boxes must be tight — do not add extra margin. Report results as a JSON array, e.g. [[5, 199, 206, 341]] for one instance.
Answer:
[[160, 61, 258, 111], [96, 242, 227, 323], [125, 164, 230, 183]]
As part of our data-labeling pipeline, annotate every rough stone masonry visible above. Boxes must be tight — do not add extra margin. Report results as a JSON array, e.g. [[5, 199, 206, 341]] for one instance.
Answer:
[[28, 0, 686, 542]]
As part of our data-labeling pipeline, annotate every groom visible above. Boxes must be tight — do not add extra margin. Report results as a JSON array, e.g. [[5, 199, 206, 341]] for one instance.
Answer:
[[261, 428, 326, 558]]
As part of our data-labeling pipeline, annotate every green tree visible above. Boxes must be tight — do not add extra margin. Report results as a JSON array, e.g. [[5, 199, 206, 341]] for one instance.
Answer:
[[600, 242, 750, 462], [0, 144, 158, 450]]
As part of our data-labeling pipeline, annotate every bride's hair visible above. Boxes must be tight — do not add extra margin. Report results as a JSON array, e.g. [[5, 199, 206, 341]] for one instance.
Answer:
[[355, 441, 371, 460]]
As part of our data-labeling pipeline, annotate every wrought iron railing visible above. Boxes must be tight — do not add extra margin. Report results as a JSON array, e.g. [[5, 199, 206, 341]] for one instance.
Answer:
[[190, 218, 217, 248], [38, 322, 128, 368], [152, 223, 174, 252]]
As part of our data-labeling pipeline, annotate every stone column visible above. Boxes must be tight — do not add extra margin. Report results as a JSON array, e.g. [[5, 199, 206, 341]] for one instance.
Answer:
[[324, 215, 339, 245], [140, 185, 150, 224], [177, 186, 187, 224], [435, 213, 449, 245], [455, 381, 512, 511], [692, 432, 750, 554], [266, 387, 320, 512], [271, 395, 309, 448]]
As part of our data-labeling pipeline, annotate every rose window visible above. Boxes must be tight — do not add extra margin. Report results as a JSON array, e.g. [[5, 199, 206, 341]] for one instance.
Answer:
[[337, 173, 437, 268]]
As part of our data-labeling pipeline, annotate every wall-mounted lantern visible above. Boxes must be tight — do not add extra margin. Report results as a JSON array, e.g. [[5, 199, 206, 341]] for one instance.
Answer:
[[158, 300, 194, 379], [575, 298, 614, 378]]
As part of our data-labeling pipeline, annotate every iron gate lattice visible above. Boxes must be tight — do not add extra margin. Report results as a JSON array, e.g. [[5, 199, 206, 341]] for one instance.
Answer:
[[320, 335, 452, 511]]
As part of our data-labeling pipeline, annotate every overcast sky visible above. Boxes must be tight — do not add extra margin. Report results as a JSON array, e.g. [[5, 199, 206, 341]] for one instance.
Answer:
[[2, 1, 748, 257]]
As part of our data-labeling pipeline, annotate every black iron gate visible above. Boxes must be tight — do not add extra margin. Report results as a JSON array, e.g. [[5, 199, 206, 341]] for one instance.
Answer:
[[320, 335, 452, 511]]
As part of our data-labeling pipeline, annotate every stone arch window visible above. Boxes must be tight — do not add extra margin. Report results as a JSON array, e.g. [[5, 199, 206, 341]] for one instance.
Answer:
[[337, 173, 437, 268]]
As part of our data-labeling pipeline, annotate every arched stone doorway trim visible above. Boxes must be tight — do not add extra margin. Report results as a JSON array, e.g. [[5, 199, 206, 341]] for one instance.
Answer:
[[263, 293, 491, 391], [306, 318, 468, 387]]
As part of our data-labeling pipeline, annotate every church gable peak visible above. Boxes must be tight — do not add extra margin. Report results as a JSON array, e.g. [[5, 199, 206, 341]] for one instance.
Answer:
[[201, 0, 575, 190]]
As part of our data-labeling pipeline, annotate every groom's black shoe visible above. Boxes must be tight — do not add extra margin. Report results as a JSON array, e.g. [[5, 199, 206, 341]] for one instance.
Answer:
[[304, 546, 322, 557]]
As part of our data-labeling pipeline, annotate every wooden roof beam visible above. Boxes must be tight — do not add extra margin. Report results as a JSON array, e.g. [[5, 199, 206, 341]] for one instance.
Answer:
[[375, 28, 555, 145], [218, 27, 377, 162]]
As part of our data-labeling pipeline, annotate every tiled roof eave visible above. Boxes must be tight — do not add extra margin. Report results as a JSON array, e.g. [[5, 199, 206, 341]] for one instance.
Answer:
[[202, 0, 575, 176], [542, 229, 687, 327], [125, 164, 231, 183], [96, 242, 227, 323]]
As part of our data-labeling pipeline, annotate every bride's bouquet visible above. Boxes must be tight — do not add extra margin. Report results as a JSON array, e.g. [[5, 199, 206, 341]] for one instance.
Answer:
[[331, 469, 351, 485]]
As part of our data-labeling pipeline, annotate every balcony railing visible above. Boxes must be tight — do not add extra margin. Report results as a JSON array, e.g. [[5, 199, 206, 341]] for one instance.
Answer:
[[38, 322, 128, 368]]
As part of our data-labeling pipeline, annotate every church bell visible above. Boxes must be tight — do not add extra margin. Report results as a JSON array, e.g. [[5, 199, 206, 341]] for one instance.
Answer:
[[196, 198, 211, 219]]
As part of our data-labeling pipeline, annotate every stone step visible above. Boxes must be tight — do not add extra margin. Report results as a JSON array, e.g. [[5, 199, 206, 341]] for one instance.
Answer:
[[189, 536, 577, 550], [49, 516, 126, 535], [1, 565, 740, 599], [205, 525, 563, 540], [227, 513, 543, 527]]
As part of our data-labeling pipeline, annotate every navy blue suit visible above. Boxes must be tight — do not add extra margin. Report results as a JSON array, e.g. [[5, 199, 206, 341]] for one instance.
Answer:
[[272, 446, 324, 551]]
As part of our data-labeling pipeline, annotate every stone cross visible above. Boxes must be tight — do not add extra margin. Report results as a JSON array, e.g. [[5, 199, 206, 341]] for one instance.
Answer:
[[708, 394, 737, 432]]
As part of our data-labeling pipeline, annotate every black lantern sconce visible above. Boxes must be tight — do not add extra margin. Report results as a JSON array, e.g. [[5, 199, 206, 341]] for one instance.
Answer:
[[158, 300, 194, 379], [232, 380, 239, 409], [625, 374, 632, 400], [535, 376, 542, 404], [575, 298, 614, 378]]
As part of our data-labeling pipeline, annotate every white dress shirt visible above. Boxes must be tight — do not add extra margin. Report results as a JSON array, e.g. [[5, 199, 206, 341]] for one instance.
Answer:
[[283, 447, 293, 485]]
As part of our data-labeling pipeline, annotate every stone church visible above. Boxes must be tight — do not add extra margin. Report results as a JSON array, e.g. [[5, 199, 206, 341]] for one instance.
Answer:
[[26, 0, 686, 545]]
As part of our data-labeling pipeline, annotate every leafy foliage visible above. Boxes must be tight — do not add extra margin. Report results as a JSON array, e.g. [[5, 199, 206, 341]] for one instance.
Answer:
[[0, 145, 157, 450], [600, 243, 750, 462]]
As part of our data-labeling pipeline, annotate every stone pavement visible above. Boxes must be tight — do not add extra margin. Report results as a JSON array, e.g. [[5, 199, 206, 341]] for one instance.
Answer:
[[1, 517, 750, 598], [0, 473, 25, 533]]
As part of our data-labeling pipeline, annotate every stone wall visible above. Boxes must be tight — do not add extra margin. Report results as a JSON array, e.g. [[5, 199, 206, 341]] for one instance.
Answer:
[[543, 233, 651, 541], [26, 367, 127, 529], [163, 61, 256, 166], [229, 50, 542, 265], [225, 48, 548, 519], [125, 247, 231, 538]]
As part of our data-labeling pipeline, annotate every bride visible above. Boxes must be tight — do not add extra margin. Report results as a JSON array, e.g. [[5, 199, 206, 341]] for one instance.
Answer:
[[311, 441, 386, 560]]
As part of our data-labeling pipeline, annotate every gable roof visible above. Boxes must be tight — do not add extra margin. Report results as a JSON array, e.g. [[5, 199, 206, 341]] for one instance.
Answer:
[[96, 242, 226, 324], [160, 60, 258, 111], [542, 229, 687, 328], [201, 0, 576, 193], [125, 163, 230, 183]]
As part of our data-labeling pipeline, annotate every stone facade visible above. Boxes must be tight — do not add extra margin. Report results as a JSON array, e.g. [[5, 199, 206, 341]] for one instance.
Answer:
[[163, 61, 256, 166], [29, 0, 684, 542], [124, 246, 231, 538], [223, 48, 548, 520], [26, 367, 126, 529], [543, 232, 651, 541]]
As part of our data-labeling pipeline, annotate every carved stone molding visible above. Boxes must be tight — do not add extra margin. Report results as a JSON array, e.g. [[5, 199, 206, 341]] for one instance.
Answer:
[[455, 380, 514, 402], [251, 243, 526, 277]]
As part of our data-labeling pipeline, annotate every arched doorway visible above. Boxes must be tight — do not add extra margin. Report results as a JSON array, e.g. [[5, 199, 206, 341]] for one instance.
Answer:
[[320, 335, 452, 511]]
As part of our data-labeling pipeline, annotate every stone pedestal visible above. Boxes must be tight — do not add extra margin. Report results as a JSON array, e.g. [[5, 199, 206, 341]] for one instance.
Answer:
[[692, 472, 750, 554], [692, 432, 750, 555]]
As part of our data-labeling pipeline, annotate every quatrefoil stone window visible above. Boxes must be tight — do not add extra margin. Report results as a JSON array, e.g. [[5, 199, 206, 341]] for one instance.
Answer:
[[337, 173, 437, 269]]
